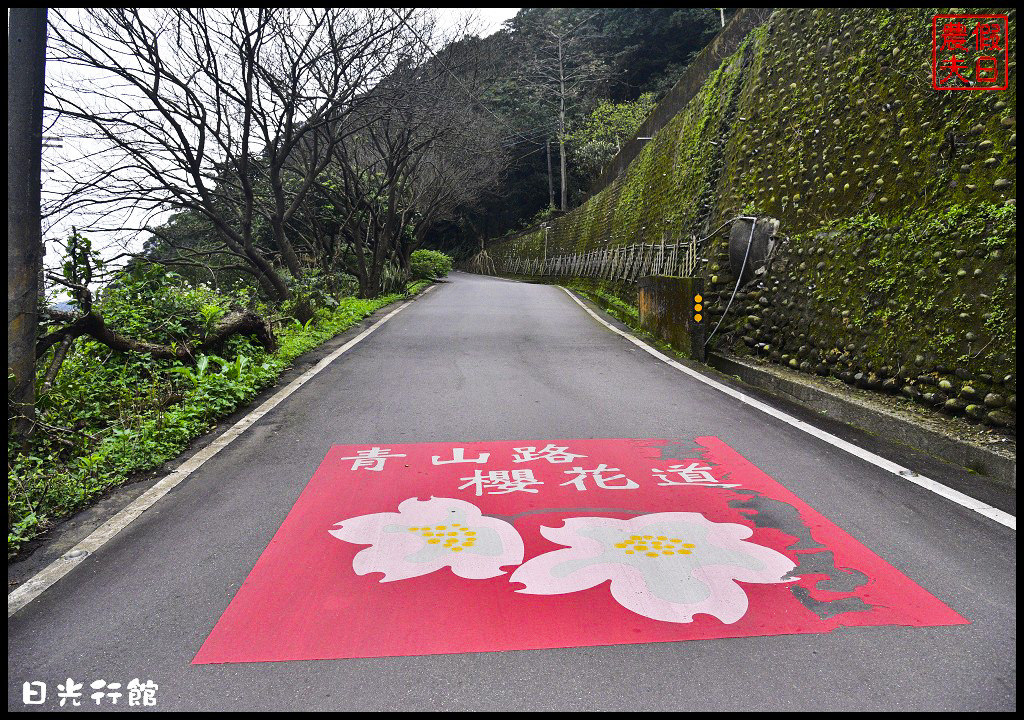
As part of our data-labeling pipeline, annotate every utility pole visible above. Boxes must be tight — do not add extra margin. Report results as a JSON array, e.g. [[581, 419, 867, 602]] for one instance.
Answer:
[[8, 7, 49, 440], [557, 34, 568, 212]]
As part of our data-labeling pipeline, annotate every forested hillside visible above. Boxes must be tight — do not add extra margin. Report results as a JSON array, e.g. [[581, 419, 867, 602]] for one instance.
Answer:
[[420, 8, 731, 257]]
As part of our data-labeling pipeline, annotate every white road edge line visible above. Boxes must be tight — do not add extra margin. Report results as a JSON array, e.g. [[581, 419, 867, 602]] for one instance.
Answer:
[[8, 286, 436, 617], [560, 287, 1016, 531]]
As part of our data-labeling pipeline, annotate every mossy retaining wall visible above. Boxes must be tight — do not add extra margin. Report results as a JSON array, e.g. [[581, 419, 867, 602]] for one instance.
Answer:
[[470, 7, 1016, 429]]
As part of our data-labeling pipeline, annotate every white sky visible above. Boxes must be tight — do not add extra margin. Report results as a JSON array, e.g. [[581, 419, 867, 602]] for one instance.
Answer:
[[446, 8, 519, 37], [38, 8, 520, 297]]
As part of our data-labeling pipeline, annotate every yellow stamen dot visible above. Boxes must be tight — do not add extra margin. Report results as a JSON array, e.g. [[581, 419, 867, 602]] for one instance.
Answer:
[[630, 535, 642, 540], [657, 536, 667, 540], [448, 532, 457, 536], [436, 526, 446, 530], [670, 538, 682, 543], [625, 550, 634, 554], [680, 549, 691, 554], [683, 543, 695, 548], [635, 545, 648, 551], [451, 547, 464, 552], [643, 535, 653, 539], [428, 539, 440, 544], [424, 532, 434, 537], [614, 543, 628, 548], [646, 552, 658, 557], [664, 551, 675, 555], [465, 531, 476, 536]]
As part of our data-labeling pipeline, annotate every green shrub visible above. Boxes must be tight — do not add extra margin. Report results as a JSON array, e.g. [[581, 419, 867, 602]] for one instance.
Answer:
[[8, 266, 427, 557], [410, 249, 453, 280]]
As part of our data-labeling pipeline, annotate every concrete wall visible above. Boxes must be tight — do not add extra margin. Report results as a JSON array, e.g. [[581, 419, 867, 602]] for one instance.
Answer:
[[637, 276, 706, 360]]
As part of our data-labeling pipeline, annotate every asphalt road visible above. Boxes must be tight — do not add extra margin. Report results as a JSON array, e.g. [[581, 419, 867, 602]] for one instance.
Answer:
[[7, 272, 1016, 711]]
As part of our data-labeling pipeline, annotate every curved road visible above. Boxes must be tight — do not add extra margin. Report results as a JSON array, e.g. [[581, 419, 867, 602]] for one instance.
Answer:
[[7, 272, 1016, 711]]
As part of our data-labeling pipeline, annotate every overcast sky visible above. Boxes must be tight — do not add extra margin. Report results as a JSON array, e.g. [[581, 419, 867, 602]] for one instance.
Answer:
[[450, 7, 519, 36], [38, 8, 521, 295]]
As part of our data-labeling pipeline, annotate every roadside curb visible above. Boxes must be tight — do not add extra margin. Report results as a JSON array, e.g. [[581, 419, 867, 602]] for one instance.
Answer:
[[708, 352, 1016, 490], [561, 285, 1014, 529], [484, 272, 1017, 493], [8, 283, 439, 613]]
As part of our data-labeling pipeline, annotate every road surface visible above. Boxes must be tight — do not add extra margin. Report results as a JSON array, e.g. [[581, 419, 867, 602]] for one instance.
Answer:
[[7, 272, 1016, 711]]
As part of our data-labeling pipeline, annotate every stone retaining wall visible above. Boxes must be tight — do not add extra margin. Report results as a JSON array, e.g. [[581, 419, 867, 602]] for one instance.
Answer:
[[469, 8, 1017, 430]]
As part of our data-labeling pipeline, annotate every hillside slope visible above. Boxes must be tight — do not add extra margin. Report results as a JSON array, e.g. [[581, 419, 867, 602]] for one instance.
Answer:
[[469, 7, 1017, 429]]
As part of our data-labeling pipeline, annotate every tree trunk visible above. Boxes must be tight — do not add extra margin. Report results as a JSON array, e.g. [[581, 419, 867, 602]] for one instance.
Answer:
[[36, 308, 277, 362], [546, 139, 555, 209], [240, 240, 291, 301], [359, 272, 380, 300], [8, 8, 48, 440], [271, 216, 303, 280]]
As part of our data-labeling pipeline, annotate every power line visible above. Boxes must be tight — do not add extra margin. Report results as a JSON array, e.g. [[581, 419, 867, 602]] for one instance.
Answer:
[[499, 125, 561, 147], [509, 144, 546, 163]]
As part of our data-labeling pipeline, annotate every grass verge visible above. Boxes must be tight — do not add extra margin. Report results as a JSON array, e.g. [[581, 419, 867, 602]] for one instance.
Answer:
[[8, 281, 431, 557]]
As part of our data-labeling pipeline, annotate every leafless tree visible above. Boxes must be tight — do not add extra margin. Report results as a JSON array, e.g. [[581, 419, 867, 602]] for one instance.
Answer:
[[45, 8, 417, 301], [514, 11, 608, 211], [318, 15, 506, 297]]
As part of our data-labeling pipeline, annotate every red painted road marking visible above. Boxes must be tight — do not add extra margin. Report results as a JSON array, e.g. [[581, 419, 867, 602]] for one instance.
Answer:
[[193, 437, 967, 664]]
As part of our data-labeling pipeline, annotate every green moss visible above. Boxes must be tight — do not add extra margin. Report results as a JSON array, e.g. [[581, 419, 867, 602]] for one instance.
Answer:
[[750, 203, 1015, 379], [475, 7, 1016, 425]]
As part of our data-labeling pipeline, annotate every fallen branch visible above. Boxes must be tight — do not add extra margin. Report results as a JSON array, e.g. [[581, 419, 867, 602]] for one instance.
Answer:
[[36, 308, 276, 363], [30, 417, 100, 445], [40, 335, 76, 394]]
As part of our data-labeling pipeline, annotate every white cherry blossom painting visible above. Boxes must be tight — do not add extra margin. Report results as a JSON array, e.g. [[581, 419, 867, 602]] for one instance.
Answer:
[[194, 437, 967, 664], [510, 513, 797, 623], [329, 497, 524, 582]]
